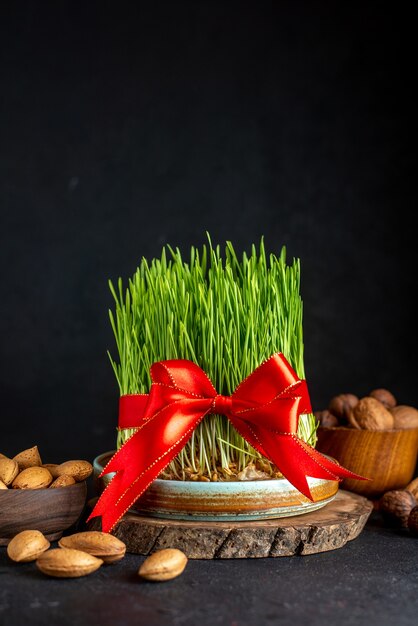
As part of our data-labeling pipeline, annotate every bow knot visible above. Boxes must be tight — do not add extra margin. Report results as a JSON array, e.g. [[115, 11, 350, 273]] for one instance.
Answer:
[[211, 394, 233, 416]]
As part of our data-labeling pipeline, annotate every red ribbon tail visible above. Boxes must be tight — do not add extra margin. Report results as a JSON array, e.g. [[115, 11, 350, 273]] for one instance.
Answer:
[[241, 431, 370, 502], [87, 453, 183, 533], [87, 403, 209, 532], [295, 438, 371, 484], [86, 471, 127, 532]]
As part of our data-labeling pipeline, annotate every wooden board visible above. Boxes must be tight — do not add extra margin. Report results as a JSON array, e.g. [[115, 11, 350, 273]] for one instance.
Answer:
[[87, 490, 373, 559]]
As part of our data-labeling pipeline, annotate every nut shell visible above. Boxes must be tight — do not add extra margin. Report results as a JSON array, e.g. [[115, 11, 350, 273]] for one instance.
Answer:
[[59, 531, 126, 563], [379, 489, 417, 528], [7, 530, 50, 562], [390, 405, 418, 430], [55, 460, 93, 482], [346, 408, 361, 429], [328, 394, 359, 423], [138, 548, 188, 581], [13, 446, 42, 471], [369, 388, 397, 409], [36, 548, 103, 578], [0, 458, 19, 485], [407, 505, 418, 537], [12, 467, 53, 489], [49, 475, 76, 488], [352, 397, 394, 431], [41, 464, 60, 479], [314, 410, 339, 428]]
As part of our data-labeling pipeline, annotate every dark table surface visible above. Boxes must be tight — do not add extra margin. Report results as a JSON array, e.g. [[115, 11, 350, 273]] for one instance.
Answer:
[[1, 508, 417, 626]]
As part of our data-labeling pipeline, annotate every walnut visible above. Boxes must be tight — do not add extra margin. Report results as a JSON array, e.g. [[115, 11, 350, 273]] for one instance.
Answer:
[[352, 397, 394, 431], [314, 410, 339, 428], [379, 490, 417, 528], [390, 405, 418, 429], [407, 506, 418, 536], [327, 394, 359, 423], [369, 388, 397, 409], [346, 408, 361, 429]]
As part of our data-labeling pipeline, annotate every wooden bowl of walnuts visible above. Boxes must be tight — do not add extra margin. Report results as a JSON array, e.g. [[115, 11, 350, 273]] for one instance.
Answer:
[[315, 389, 418, 499], [0, 446, 92, 545]]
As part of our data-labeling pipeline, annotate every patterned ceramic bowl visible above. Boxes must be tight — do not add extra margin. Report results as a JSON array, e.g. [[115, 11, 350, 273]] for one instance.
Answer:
[[93, 452, 338, 522]]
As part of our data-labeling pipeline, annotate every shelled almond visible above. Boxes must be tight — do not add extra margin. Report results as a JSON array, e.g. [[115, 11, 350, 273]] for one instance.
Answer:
[[0, 446, 93, 490]]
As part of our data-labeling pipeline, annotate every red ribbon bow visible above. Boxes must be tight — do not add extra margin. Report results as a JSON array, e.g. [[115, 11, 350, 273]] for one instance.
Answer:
[[88, 353, 366, 532]]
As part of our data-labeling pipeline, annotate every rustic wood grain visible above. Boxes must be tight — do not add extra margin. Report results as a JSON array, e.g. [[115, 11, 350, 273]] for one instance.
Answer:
[[0, 482, 87, 545], [87, 490, 373, 559], [316, 426, 418, 498]]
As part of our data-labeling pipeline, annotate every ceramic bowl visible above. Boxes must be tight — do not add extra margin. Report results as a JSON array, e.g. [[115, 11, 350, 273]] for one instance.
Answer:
[[316, 426, 418, 499], [93, 451, 339, 522], [0, 482, 87, 545]]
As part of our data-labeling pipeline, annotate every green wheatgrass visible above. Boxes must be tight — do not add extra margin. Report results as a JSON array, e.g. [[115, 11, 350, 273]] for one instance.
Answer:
[[108, 234, 317, 480]]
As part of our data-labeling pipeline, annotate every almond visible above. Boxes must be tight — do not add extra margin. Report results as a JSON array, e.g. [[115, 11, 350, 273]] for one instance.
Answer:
[[55, 460, 93, 482], [13, 446, 42, 471], [0, 458, 19, 485], [12, 466, 53, 489], [49, 475, 76, 488], [138, 548, 188, 581], [41, 463, 60, 478], [0, 479, 8, 489], [36, 548, 103, 578], [59, 531, 126, 563], [390, 405, 418, 429], [352, 397, 394, 431], [7, 530, 50, 562]]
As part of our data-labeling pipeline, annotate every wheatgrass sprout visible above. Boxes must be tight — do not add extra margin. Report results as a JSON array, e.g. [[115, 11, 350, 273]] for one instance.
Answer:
[[109, 235, 317, 480]]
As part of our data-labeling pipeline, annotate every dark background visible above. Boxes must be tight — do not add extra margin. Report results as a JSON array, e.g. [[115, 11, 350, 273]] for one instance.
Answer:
[[1, 1, 416, 463]]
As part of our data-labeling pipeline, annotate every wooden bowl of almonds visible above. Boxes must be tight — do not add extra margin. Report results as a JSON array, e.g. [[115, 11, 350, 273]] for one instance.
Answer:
[[315, 389, 418, 499], [0, 446, 92, 545]]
